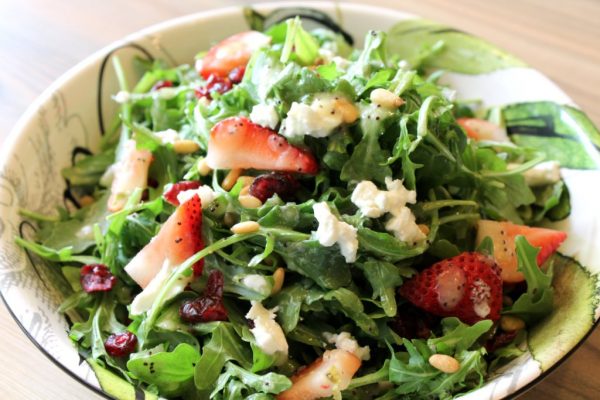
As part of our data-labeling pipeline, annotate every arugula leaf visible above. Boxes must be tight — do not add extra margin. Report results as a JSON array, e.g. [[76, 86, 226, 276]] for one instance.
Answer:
[[340, 103, 393, 184], [275, 240, 351, 289], [194, 322, 253, 390], [357, 228, 428, 261], [212, 362, 291, 397], [14, 237, 101, 265], [357, 259, 414, 317], [62, 149, 115, 187], [324, 288, 379, 337], [428, 318, 493, 354], [504, 236, 555, 324], [127, 343, 200, 396], [389, 318, 490, 398], [280, 17, 320, 66]]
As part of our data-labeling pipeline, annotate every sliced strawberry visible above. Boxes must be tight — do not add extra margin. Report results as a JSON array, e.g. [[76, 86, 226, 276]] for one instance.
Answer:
[[277, 349, 361, 400], [457, 118, 509, 142], [399, 252, 503, 325], [107, 139, 153, 212], [125, 195, 204, 288], [196, 31, 270, 79], [476, 220, 567, 283], [163, 181, 201, 206], [206, 117, 319, 174]]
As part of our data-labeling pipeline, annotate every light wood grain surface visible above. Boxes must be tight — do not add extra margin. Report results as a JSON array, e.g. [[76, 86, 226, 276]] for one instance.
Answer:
[[1, 1, 599, 399]]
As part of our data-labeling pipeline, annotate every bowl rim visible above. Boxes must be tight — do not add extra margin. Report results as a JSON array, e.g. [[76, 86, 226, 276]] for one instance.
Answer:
[[1, 2, 598, 399]]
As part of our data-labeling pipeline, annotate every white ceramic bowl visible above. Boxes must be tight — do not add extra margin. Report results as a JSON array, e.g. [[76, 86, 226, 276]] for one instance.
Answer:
[[1, 2, 599, 399]]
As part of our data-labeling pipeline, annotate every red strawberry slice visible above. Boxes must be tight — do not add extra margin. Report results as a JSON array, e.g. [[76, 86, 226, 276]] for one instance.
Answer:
[[399, 252, 503, 325], [456, 118, 509, 142], [163, 181, 201, 206], [476, 220, 567, 283], [206, 117, 319, 175], [196, 31, 270, 79], [125, 195, 204, 288]]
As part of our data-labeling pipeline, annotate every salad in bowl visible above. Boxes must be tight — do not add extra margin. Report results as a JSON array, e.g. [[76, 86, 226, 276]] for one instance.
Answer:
[[12, 7, 595, 400]]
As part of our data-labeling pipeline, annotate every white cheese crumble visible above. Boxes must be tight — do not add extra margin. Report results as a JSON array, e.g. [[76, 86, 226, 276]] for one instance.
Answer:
[[522, 161, 561, 187], [250, 104, 279, 130], [177, 185, 217, 208], [324, 331, 371, 361], [130, 260, 191, 316], [242, 274, 271, 295], [282, 94, 357, 139], [154, 129, 180, 145], [246, 301, 288, 364], [312, 202, 358, 263], [351, 178, 426, 244]]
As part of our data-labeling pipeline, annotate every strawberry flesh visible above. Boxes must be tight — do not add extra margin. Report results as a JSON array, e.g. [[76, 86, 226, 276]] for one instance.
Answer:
[[476, 220, 567, 282], [124, 195, 205, 288], [197, 31, 270, 79], [399, 252, 503, 324], [163, 181, 201, 206], [206, 117, 318, 174]]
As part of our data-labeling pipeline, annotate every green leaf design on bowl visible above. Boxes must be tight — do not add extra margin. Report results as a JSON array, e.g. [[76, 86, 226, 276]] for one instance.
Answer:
[[528, 254, 599, 371], [386, 19, 526, 74], [503, 102, 600, 169]]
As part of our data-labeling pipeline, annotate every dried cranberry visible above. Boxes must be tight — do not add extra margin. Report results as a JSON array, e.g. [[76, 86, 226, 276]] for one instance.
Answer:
[[179, 296, 228, 323], [390, 303, 439, 340], [163, 181, 202, 206], [179, 270, 227, 323], [485, 330, 518, 353], [104, 331, 137, 357], [204, 269, 224, 298], [195, 74, 233, 100], [228, 66, 245, 84], [151, 80, 174, 91], [80, 264, 116, 293], [248, 172, 300, 203]]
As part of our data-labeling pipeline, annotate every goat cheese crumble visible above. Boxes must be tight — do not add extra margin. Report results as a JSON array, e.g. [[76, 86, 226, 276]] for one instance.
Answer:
[[250, 104, 279, 130], [246, 301, 288, 364], [351, 178, 426, 243], [177, 185, 217, 208], [324, 331, 371, 361], [282, 94, 358, 138], [312, 202, 358, 263], [242, 274, 271, 295]]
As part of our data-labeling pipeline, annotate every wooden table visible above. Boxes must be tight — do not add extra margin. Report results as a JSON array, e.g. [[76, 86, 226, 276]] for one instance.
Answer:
[[1, 0, 599, 399]]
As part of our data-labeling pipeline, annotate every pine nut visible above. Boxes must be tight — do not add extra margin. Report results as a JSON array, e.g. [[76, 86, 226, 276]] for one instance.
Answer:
[[500, 315, 525, 332], [271, 267, 285, 295], [240, 185, 250, 196], [237, 176, 255, 187], [221, 168, 243, 191], [197, 158, 212, 176], [230, 221, 260, 235], [370, 88, 404, 109], [428, 354, 460, 374], [418, 224, 430, 235], [239, 195, 262, 209], [173, 139, 200, 154]]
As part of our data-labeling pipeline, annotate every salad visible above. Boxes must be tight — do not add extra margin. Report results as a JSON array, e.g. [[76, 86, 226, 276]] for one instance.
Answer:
[[17, 16, 572, 400]]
